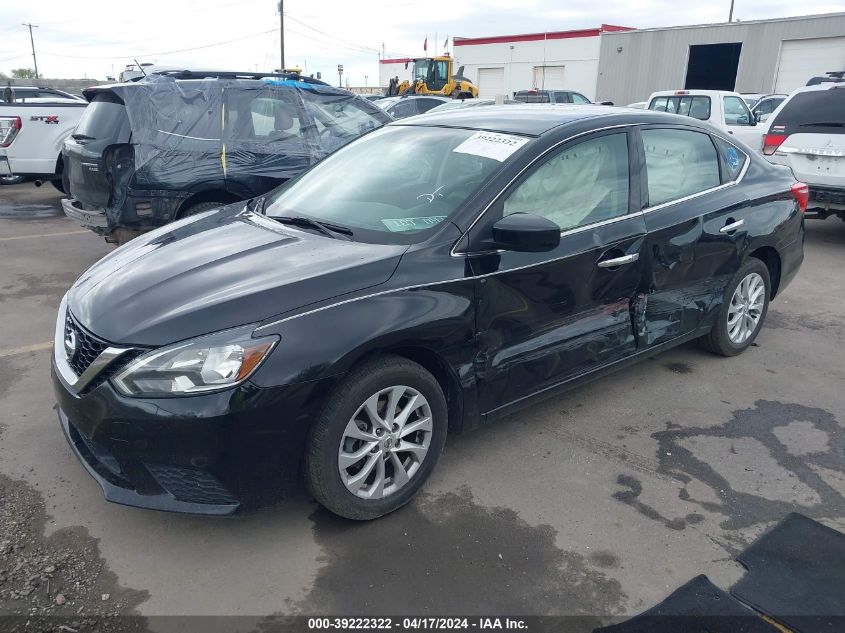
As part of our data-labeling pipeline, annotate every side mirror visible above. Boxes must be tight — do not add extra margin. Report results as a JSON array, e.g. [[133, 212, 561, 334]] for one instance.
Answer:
[[492, 213, 560, 252], [600, 101, 614, 106]]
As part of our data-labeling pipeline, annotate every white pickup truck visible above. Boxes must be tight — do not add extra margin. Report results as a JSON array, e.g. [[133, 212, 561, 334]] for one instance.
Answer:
[[646, 89, 763, 150], [0, 86, 87, 191]]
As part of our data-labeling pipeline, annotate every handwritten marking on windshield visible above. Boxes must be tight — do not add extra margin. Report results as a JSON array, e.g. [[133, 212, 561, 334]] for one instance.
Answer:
[[417, 186, 445, 203]]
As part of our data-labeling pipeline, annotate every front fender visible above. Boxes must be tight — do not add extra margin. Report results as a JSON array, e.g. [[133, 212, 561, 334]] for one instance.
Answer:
[[249, 280, 479, 428]]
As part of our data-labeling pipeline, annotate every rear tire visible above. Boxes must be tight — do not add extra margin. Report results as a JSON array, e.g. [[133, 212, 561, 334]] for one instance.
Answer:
[[304, 355, 448, 520], [700, 258, 770, 357]]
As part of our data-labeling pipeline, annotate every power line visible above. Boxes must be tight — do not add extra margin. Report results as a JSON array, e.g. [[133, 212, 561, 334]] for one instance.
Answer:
[[283, 13, 380, 55], [35, 28, 277, 60]]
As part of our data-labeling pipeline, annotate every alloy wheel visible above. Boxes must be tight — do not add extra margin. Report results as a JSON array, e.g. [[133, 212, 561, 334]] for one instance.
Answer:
[[338, 385, 433, 499], [727, 272, 765, 345]]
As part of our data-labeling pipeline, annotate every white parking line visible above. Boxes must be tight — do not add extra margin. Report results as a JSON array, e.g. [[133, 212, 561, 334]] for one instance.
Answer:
[[0, 341, 52, 358], [0, 230, 88, 242]]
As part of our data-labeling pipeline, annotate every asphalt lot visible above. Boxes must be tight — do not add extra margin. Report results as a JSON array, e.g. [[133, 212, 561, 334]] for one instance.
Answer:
[[0, 182, 843, 629]]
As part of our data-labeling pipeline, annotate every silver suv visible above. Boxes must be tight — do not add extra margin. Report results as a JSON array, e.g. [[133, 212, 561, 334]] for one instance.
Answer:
[[761, 83, 845, 220]]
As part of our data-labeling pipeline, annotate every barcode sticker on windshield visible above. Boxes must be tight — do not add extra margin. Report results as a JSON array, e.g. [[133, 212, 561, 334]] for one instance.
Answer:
[[381, 216, 447, 232], [452, 131, 530, 162]]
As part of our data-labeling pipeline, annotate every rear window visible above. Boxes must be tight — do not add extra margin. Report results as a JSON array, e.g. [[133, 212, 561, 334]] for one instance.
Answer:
[[648, 96, 711, 121], [73, 94, 128, 141], [514, 91, 551, 103], [769, 88, 845, 136]]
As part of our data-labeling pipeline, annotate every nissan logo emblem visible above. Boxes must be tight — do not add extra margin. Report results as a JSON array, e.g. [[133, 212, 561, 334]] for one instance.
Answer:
[[64, 328, 77, 360]]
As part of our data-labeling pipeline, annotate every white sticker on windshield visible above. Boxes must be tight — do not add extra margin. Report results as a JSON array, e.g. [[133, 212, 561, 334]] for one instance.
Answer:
[[381, 216, 447, 232], [452, 131, 530, 162]]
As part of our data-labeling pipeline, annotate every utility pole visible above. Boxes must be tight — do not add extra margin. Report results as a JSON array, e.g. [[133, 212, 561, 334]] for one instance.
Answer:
[[22, 23, 39, 79], [728, 0, 735, 22], [277, 0, 285, 71]]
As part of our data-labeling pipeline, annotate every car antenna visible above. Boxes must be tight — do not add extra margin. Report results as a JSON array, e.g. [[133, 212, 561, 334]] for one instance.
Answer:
[[134, 59, 147, 77]]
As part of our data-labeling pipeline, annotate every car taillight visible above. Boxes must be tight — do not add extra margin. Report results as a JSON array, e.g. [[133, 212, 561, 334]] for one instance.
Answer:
[[0, 116, 22, 148], [790, 182, 809, 213], [762, 133, 787, 156]]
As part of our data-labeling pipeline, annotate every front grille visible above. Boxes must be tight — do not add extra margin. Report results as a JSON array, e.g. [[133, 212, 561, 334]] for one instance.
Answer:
[[810, 187, 845, 206], [65, 313, 108, 376], [146, 463, 238, 505]]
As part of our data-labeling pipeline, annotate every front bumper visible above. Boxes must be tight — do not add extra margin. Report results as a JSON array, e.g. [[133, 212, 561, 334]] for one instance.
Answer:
[[52, 353, 333, 516]]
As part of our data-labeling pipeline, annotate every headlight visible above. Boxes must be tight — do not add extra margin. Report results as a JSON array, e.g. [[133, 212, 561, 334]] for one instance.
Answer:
[[112, 327, 278, 397]]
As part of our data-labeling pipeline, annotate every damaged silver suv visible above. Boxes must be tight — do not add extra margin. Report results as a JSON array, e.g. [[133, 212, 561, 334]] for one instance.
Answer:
[[61, 70, 391, 244]]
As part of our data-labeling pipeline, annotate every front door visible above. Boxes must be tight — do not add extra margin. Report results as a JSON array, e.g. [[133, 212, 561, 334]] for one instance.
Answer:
[[723, 94, 762, 148], [470, 129, 647, 414]]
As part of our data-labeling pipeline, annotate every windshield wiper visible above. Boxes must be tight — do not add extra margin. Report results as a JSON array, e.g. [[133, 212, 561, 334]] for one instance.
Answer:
[[273, 215, 353, 239], [799, 121, 845, 127]]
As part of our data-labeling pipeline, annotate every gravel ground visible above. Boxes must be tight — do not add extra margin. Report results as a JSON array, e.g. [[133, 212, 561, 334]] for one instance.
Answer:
[[0, 429, 150, 633]]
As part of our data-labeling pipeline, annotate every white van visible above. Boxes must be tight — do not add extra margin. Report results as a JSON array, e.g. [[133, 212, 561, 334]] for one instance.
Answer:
[[646, 89, 762, 149]]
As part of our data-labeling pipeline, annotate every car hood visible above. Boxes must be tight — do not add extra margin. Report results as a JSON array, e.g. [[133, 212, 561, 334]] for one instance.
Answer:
[[67, 206, 407, 346]]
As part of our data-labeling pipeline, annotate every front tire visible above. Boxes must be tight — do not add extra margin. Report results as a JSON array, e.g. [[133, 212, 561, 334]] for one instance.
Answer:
[[304, 356, 448, 520], [701, 258, 770, 357]]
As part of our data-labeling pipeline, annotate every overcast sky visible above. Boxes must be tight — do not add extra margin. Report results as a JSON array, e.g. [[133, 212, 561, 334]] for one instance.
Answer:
[[0, 0, 841, 86]]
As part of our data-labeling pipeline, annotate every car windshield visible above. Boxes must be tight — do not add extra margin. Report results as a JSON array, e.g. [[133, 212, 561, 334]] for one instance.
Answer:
[[264, 125, 523, 243]]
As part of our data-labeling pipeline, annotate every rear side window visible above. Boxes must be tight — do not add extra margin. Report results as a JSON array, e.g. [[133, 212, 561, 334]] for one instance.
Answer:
[[225, 93, 305, 142], [769, 88, 845, 136], [712, 137, 748, 182], [415, 98, 444, 114], [514, 91, 551, 103], [389, 100, 416, 118], [648, 96, 711, 121], [642, 129, 720, 206]]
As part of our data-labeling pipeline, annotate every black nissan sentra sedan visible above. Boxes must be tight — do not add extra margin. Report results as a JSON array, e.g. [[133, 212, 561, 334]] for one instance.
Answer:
[[53, 106, 806, 520]]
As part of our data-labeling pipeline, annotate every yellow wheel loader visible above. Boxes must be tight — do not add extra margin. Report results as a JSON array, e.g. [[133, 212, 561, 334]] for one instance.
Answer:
[[394, 56, 478, 99]]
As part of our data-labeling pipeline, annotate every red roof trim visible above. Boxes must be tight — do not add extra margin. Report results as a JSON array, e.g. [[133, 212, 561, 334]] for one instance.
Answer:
[[453, 24, 634, 47], [379, 57, 413, 64]]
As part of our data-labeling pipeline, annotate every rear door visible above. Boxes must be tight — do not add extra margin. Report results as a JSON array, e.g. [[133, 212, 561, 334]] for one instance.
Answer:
[[473, 128, 647, 413], [223, 86, 314, 193], [638, 126, 751, 347]]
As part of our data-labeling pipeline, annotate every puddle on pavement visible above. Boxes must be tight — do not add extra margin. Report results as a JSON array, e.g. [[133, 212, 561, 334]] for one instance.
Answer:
[[287, 486, 627, 620], [0, 202, 62, 219], [612, 400, 845, 543]]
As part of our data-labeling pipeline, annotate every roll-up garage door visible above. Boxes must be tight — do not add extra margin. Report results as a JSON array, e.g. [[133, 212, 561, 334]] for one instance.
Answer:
[[478, 67, 505, 99], [533, 65, 566, 90], [775, 37, 845, 93]]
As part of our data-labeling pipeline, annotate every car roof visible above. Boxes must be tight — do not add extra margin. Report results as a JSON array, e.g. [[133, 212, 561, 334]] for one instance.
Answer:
[[649, 89, 740, 98], [393, 104, 686, 136], [787, 83, 845, 95]]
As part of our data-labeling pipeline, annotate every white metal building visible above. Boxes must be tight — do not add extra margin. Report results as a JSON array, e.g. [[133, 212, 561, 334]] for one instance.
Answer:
[[378, 58, 414, 89], [451, 25, 632, 100], [377, 25, 632, 99]]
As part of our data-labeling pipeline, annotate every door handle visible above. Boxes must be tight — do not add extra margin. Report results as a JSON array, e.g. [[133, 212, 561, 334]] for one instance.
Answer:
[[597, 253, 639, 268], [720, 219, 745, 234]]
